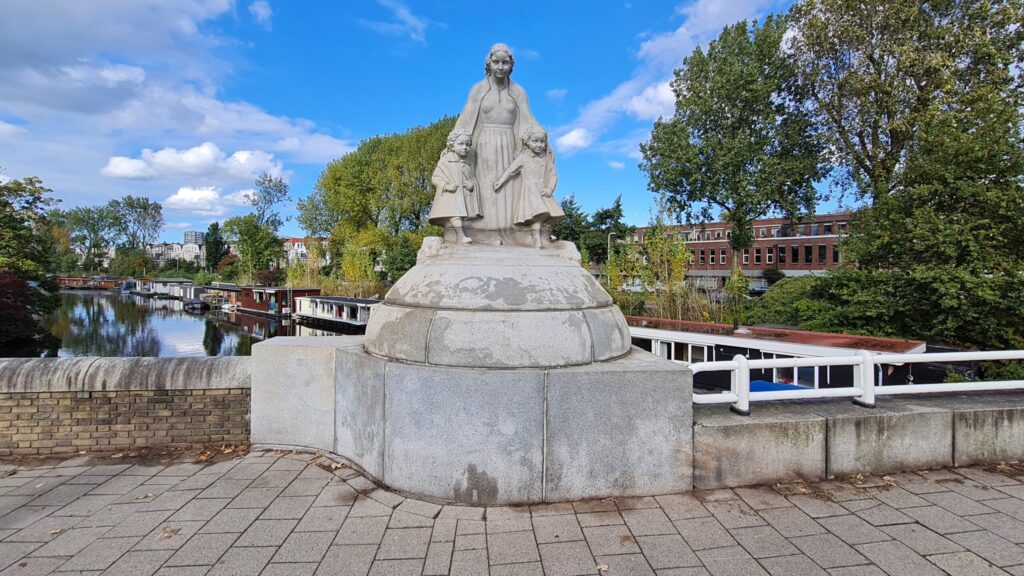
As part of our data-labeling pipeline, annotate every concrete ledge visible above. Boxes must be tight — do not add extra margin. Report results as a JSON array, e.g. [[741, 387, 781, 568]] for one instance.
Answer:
[[911, 392, 1024, 467], [0, 357, 251, 393], [693, 405, 825, 489]]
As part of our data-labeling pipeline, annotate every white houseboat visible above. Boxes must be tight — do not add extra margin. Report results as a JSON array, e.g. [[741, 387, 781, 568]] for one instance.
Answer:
[[293, 296, 380, 331]]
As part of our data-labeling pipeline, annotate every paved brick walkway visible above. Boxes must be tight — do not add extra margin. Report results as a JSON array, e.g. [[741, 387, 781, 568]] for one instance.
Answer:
[[0, 451, 1022, 575]]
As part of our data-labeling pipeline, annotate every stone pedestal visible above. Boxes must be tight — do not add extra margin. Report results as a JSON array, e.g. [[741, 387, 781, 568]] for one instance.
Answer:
[[252, 339, 692, 504]]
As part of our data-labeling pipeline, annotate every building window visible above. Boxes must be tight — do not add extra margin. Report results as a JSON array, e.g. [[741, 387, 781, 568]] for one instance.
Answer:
[[699, 249, 706, 264], [726, 231, 732, 239], [824, 223, 833, 234], [720, 249, 727, 265], [754, 248, 762, 264], [710, 252, 716, 265], [778, 246, 786, 264], [766, 250, 774, 264], [818, 244, 827, 264], [833, 245, 841, 263], [689, 250, 696, 262], [705, 232, 712, 241], [715, 231, 722, 239], [759, 228, 767, 238], [743, 249, 750, 264], [771, 227, 779, 237], [792, 245, 800, 264], [804, 245, 813, 264], [838, 222, 848, 232]]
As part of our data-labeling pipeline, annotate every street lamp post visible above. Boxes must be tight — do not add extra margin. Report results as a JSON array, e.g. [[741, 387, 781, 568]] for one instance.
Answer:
[[606, 232, 618, 289]]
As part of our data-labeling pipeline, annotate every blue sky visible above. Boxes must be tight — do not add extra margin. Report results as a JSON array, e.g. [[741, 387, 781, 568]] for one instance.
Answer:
[[0, 0, 811, 242]]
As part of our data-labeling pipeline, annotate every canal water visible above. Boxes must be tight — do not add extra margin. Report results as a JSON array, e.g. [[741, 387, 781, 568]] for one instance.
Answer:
[[42, 291, 353, 358]]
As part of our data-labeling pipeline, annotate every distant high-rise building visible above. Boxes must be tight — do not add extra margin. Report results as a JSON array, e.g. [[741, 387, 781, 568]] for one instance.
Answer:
[[184, 231, 204, 245]]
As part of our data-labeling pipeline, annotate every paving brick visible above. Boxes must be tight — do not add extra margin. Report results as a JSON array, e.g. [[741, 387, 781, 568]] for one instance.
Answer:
[[865, 486, 930, 509], [695, 545, 768, 576], [437, 506, 484, 521], [430, 518, 456, 543], [759, 506, 827, 538], [131, 521, 206, 551], [655, 494, 710, 520], [486, 516, 534, 533], [948, 530, 1024, 567], [788, 495, 848, 519], [729, 526, 800, 558], [534, 514, 584, 543], [854, 540, 944, 575], [878, 523, 963, 555], [206, 546, 275, 576], [635, 534, 700, 569], [227, 487, 283, 509], [902, 506, 981, 534], [622, 508, 676, 536], [759, 554, 829, 576], [311, 483, 358, 507], [817, 515, 891, 545], [261, 562, 318, 576], [395, 498, 441, 519], [538, 541, 598, 576], [456, 519, 485, 535], [453, 533, 486, 550], [943, 479, 1006, 501], [595, 553, 655, 575], [0, 556, 67, 575], [367, 559, 423, 575], [296, 505, 349, 532], [29, 526, 109, 557], [259, 495, 315, 520], [964, 512, 1024, 544], [375, 527, 430, 560], [198, 508, 262, 534], [531, 503, 575, 517], [490, 562, 545, 575], [927, 551, 1007, 576], [101, 550, 174, 576], [164, 532, 237, 567], [315, 544, 377, 576], [56, 535, 139, 571], [790, 534, 868, 568], [673, 517, 738, 550], [422, 541, 453, 575], [488, 530, 540, 565], [922, 492, 996, 516], [735, 487, 791, 511], [851, 502, 915, 526], [705, 500, 766, 529], [233, 519, 298, 547], [576, 512, 622, 528], [450, 548, 490, 576], [272, 530, 335, 563], [954, 468, 1020, 487], [572, 500, 617, 514], [583, 524, 640, 556], [333, 516, 389, 546]]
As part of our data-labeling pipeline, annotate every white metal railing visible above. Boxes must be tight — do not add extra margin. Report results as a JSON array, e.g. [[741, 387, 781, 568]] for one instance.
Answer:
[[691, 350, 1024, 415]]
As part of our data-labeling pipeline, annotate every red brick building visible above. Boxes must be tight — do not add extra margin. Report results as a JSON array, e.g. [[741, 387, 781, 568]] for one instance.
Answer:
[[629, 212, 851, 289]]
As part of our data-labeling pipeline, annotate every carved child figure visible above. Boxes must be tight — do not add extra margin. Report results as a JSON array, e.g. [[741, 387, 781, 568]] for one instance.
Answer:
[[494, 126, 565, 248], [428, 129, 482, 244]]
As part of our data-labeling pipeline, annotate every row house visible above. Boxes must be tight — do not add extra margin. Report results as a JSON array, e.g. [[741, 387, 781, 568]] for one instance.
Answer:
[[147, 242, 204, 267], [281, 237, 330, 267], [628, 212, 851, 290]]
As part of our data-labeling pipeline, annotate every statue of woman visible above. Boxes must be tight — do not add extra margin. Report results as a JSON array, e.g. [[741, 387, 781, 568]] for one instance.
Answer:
[[454, 43, 540, 245]]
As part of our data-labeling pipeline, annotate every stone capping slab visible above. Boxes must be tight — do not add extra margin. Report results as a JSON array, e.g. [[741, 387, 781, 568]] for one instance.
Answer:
[[0, 356, 252, 393]]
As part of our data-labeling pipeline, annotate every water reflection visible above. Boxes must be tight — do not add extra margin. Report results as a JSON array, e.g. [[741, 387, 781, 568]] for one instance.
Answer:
[[42, 291, 353, 358]]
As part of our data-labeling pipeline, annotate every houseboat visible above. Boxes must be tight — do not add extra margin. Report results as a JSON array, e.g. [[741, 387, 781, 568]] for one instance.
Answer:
[[238, 286, 321, 317], [293, 296, 379, 332], [625, 317, 927, 391], [204, 283, 241, 310]]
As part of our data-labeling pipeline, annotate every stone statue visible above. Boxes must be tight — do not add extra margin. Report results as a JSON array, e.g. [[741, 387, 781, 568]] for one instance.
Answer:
[[428, 128, 481, 244], [451, 43, 541, 246], [494, 126, 565, 248]]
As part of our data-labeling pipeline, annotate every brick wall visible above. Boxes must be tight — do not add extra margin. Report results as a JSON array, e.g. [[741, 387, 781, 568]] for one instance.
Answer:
[[0, 357, 251, 457]]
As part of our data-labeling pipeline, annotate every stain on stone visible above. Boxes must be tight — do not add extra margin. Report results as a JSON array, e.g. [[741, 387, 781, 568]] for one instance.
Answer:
[[453, 464, 499, 505]]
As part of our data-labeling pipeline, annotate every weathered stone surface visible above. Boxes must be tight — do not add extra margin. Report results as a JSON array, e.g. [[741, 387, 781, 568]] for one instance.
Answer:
[[545, 348, 692, 501], [693, 405, 825, 489], [821, 402, 953, 478], [0, 356, 250, 393], [425, 310, 594, 368], [362, 305, 433, 364], [383, 362, 545, 505], [912, 393, 1024, 467], [252, 337, 362, 452], [0, 357, 98, 392], [335, 347, 387, 479], [584, 307, 632, 362]]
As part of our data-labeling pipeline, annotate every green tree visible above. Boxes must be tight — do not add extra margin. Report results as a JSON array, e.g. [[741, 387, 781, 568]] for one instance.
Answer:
[[108, 195, 163, 249], [64, 205, 118, 272], [109, 248, 155, 278], [251, 172, 289, 232], [551, 194, 592, 247], [222, 215, 283, 285], [578, 196, 633, 264], [640, 15, 824, 262], [204, 222, 228, 272]]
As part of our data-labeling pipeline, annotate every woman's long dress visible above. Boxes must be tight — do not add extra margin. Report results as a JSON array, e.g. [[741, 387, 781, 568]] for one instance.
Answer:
[[474, 89, 518, 236]]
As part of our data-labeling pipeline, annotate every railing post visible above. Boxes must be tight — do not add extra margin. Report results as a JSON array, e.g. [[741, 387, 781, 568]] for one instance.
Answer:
[[730, 354, 751, 416], [853, 349, 876, 408]]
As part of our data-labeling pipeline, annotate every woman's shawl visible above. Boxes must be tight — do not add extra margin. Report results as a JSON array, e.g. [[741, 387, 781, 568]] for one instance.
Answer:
[[454, 76, 539, 167]]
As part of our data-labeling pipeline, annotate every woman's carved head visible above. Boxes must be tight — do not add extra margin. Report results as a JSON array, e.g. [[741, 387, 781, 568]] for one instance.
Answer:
[[484, 43, 515, 78]]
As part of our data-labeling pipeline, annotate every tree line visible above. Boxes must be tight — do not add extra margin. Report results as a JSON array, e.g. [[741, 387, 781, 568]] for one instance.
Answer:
[[638, 0, 1024, 352]]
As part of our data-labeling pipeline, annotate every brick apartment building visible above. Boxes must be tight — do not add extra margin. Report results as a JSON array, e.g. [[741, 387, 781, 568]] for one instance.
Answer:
[[628, 212, 851, 290]]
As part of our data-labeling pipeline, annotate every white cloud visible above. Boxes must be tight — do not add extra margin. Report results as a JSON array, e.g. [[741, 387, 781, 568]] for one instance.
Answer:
[[625, 81, 675, 121], [609, 161, 626, 170], [164, 221, 193, 230], [360, 0, 431, 43], [555, 128, 595, 154], [554, 0, 783, 154], [164, 185, 255, 217], [546, 88, 568, 101], [102, 142, 283, 182], [248, 1, 273, 30], [0, 121, 26, 137]]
